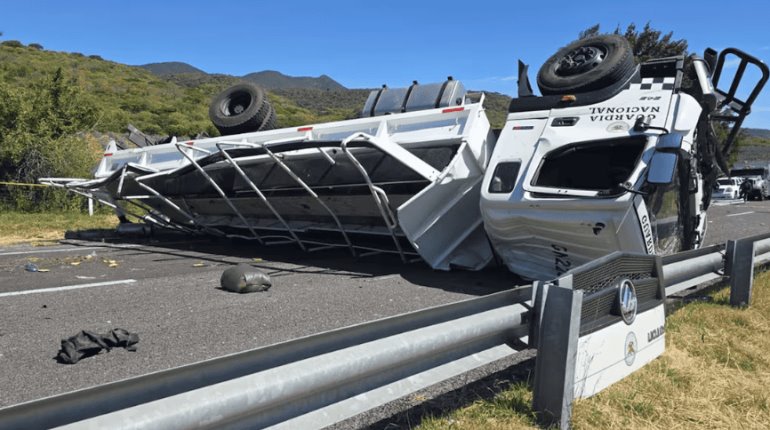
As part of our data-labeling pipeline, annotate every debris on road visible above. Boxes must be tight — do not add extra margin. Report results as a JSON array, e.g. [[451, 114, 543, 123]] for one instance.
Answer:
[[220, 264, 272, 293], [192, 262, 206, 268], [56, 328, 139, 365], [24, 263, 49, 273]]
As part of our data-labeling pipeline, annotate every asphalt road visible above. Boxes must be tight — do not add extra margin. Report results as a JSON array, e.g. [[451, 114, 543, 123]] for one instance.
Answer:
[[0, 199, 768, 410]]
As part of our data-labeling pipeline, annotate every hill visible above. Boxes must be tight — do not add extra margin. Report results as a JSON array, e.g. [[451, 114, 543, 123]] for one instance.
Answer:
[[0, 45, 362, 137], [0, 44, 515, 141], [734, 133, 770, 164], [743, 128, 770, 139], [139, 62, 206, 76], [140, 62, 347, 91], [242, 70, 346, 90]]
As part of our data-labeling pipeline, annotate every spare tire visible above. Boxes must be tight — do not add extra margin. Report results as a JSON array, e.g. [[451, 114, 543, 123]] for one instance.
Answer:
[[209, 83, 272, 135], [537, 34, 635, 96]]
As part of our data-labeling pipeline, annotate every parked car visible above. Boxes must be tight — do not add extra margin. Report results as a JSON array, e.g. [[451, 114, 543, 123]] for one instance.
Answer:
[[731, 164, 770, 200], [713, 177, 741, 199]]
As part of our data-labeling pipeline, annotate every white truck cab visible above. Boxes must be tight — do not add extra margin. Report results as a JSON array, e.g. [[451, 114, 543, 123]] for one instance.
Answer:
[[481, 35, 768, 279]]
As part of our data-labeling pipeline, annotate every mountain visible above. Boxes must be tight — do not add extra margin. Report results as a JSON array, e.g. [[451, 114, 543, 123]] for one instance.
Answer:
[[242, 70, 346, 91], [743, 128, 770, 139], [140, 62, 346, 91], [139, 62, 206, 76]]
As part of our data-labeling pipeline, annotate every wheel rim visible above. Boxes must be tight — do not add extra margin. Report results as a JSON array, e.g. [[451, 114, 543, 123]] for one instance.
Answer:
[[556, 44, 607, 76], [223, 91, 252, 116]]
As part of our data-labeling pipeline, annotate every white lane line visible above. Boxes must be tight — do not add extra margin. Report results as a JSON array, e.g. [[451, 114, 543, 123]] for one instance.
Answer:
[[0, 247, 102, 256], [368, 274, 400, 282], [726, 211, 755, 217], [0, 279, 137, 298], [0, 243, 144, 257]]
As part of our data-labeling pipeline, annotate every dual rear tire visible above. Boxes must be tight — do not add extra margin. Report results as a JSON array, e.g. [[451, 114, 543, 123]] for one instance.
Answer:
[[209, 83, 277, 136]]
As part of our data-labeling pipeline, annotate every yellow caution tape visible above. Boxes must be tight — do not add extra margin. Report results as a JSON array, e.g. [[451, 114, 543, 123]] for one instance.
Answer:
[[0, 181, 49, 188]]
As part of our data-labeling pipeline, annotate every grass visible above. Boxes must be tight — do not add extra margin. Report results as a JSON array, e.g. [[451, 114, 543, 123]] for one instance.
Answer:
[[417, 271, 770, 430], [0, 211, 118, 246]]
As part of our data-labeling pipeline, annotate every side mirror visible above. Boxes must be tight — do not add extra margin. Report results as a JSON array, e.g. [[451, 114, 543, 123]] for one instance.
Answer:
[[647, 152, 678, 185]]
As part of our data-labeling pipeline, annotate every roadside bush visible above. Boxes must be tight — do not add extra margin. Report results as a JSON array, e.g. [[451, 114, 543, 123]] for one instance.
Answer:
[[28, 43, 44, 50], [0, 68, 101, 211]]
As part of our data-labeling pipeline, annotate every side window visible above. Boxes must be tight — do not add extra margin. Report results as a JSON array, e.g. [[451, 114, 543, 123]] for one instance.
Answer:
[[488, 162, 521, 193], [532, 136, 647, 191]]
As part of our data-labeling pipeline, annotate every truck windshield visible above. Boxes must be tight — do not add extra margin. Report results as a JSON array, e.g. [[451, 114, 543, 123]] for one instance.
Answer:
[[532, 136, 647, 191]]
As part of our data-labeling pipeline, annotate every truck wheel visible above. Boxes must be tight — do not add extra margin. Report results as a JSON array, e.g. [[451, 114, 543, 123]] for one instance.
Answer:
[[537, 34, 635, 95], [259, 106, 278, 131], [209, 83, 271, 135]]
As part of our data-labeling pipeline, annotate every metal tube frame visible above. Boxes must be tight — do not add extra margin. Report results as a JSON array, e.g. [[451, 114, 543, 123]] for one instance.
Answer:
[[216, 141, 307, 251], [217, 137, 358, 257], [133, 172, 228, 238], [174, 143, 266, 245], [341, 133, 407, 262]]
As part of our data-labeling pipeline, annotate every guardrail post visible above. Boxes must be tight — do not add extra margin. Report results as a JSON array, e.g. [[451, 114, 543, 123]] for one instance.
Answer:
[[532, 275, 583, 429], [726, 238, 756, 307]]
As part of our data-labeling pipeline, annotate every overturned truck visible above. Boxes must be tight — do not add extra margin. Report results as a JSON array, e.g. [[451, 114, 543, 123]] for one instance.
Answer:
[[43, 36, 768, 280]]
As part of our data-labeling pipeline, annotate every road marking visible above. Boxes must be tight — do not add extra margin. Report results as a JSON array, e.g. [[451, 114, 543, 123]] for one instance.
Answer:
[[712, 199, 744, 206], [368, 274, 400, 282], [0, 247, 102, 256], [726, 211, 755, 217], [0, 279, 137, 298], [0, 243, 144, 257]]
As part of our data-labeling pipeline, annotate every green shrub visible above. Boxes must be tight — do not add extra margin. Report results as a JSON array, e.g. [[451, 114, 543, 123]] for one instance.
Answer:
[[0, 69, 101, 211], [1, 40, 24, 48]]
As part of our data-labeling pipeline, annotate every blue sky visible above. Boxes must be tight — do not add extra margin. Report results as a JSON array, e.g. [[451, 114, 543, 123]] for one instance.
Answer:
[[3, 0, 770, 127]]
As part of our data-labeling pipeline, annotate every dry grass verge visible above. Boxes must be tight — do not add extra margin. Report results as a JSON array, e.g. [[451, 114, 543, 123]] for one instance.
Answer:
[[0, 211, 118, 246], [417, 271, 770, 430]]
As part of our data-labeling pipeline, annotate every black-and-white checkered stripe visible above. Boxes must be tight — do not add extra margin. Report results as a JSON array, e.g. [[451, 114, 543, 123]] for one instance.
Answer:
[[630, 77, 676, 91]]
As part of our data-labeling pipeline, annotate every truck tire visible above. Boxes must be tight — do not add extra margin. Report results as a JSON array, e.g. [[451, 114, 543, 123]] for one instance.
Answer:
[[537, 34, 635, 95], [209, 83, 271, 135], [259, 106, 278, 131]]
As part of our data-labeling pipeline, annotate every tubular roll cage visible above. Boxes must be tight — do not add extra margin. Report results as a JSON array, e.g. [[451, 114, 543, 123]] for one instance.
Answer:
[[698, 47, 770, 158], [41, 102, 485, 263]]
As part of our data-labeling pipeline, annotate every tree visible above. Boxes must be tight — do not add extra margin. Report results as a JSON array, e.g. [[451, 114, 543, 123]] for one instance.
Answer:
[[0, 68, 100, 210], [579, 23, 688, 62]]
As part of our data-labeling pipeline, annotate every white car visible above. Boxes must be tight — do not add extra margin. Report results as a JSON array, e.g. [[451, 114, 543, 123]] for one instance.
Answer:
[[713, 177, 741, 199]]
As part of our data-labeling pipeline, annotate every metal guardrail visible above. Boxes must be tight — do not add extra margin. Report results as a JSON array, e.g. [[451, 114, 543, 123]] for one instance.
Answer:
[[1, 232, 768, 429]]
